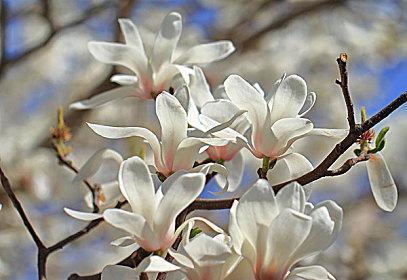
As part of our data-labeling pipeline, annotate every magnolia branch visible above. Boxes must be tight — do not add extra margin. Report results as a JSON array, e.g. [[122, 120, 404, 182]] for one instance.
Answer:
[[325, 154, 370, 176], [336, 53, 356, 131]]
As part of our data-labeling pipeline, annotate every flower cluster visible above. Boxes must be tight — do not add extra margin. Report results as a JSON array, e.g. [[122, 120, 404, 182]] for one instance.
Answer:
[[64, 11, 398, 280]]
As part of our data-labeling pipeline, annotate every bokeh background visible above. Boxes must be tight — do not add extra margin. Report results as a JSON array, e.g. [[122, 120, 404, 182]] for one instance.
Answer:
[[0, 0, 406, 279]]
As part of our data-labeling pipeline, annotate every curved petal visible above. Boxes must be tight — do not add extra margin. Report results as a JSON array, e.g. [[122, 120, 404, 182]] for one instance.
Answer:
[[183, 233, 231, 267], [64, 208, 102, 221], [70, 86, 135, 110], [136, 256, 180, 274], [366, 152, 398, 211], [228, 200, 244, 255], [73, 148, 123, 182], [156, 92, 188, 171], [103, 209, 158, 251], [190, 162, 229, 194], [88, 42, 147, 75], [262, 209, 312, 277], [298, 92, 316, 117], [111, 236, 136, 247], [267, 153, 313, 186], [154, 173, 205, 247], [307, 128, 348, 139], [224, 75, 267, 149], [111, 74, 138, 86], [289, 201, 343, 264], [174, 41, 235, 64], [118, 18, 145, 55], [268, 118, 313, 157], [236, 179, 278, 251], [168, 248, 195, 269], [215, 151, 244, 193], [286, 265, 335, 280], [119, 157, 156, 222], [151, 12, 182, 72], [270, 75, 308, 120], [102, 265, 138, 280], [87, 123, 164, 171], [275, 182, 306, 213], [189, 66, 214, 108]]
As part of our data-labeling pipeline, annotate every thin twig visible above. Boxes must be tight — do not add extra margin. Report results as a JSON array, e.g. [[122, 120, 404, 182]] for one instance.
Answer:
[[325, 154, 370, 176], [0, 2, 115, 77], [336, 53, 356, 131]]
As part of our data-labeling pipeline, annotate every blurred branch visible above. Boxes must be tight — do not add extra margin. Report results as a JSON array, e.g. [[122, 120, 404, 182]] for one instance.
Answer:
[[0, 1, 116, 78], [237, 0, 345, 51], [0, 165, 48, 279]]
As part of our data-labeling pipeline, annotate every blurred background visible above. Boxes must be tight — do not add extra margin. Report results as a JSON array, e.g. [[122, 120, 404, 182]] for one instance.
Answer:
[[0, 0, 406, 279]]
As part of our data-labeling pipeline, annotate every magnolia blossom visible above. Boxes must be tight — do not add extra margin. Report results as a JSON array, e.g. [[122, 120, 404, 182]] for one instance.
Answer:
[[64, 149, 124, 221], [185, 67, 251, 191], [70, 12, 235, 110], [366, 152, 398, 211], [86, 92, 231, 179], [101, 255, 179, 280], [227, 179, 342, 280], [102, 156, 219, 252], [167, 233, 233, 280]]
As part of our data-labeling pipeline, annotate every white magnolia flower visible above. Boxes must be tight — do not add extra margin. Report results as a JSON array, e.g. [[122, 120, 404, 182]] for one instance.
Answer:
[[223, 74, 346, 165], [101, 255, 179, 280], [86, 92, 230, 180], [185, 67, 251, 192], [167, 233, 233, 280], [64, 149, 124, 221], [102, 156, 221, 253], [227, 179, 342, 280], [70, 12, 235, 110], [366, 152, 398, 211]]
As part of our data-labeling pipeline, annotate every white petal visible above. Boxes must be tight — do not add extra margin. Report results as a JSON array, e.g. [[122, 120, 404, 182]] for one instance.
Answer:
[[267, 153, 313, 186], [366, 152, 398, 211], [289, 201, 343, 264], [228, 200, 244, 255], [87, 123, 164, 171], [190, 162, 229, 194], [307, 128, 348, 139], [168, 248, 195, 269], [215, 151, 244, 193], [183, 234, 231, 267], [224, 75, 267, 146], [70, 86, 134, 110], [271, 75, 308, 120], [287, 265, 335, 280], [118, 18, 145, 55], [271, 118, 313, 149], [88, 42, 147, 75], [263, 209, 312, 274], [103, 209, 158, 251], [156, 92, 188, 171], [174, 41, 235, 64], [275, 182, 306, 212], [111, 236, 136, 247], [73, 148, 123, 182], [136, 255, 180, 274], [298, 91, 316, 117], [189, 66, 214, 108], [151, 12, 182, 72], [174, 85, 190, 113], [154, 173, 205, 244], [236, 179, 278, 250], [102, 265, 138, 280], [64, 208, 102, 221], [110, 74, 138, 86], [119, 157, 156, 222]]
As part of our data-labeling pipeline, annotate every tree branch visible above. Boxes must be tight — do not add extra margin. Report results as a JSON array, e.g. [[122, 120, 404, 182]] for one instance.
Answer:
[[238, 0, 344, 51], [336, 53, 356, 131], [0, 1, 115, 77], [325, 154, 370, 176]]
